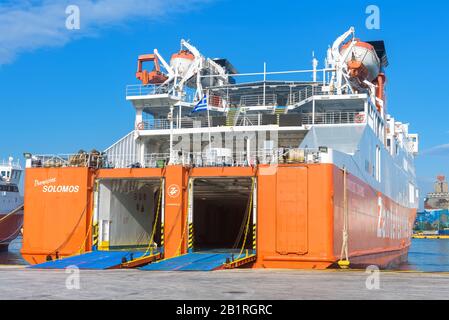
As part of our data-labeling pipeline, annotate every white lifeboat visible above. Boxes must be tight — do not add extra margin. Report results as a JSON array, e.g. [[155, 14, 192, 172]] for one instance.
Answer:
[[170, 50, 195, 78], [340, 40, 381, 82]]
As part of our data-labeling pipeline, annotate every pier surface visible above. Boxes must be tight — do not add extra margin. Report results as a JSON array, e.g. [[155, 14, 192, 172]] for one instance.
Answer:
[[1, 266, 449, 300]]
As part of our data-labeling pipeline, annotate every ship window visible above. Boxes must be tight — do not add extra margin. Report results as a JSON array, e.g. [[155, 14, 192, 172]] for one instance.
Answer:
[[1, 171, 5, 177], [409, 183, 415, 204], [376, 146, 381, 183], [0, 185, 19, 192]]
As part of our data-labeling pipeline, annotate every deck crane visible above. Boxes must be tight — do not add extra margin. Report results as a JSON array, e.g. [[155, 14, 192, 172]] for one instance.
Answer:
[[327, 26, 357, 95], [327, 27, 385, 113], [135, 39, 230, 103], [135, 53, 169, 85], [174, 39, 228, 102]]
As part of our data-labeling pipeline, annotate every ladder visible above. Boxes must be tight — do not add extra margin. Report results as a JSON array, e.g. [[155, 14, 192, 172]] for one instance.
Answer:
[[274, 106, 287, 125], [226, 107, 241, 126]]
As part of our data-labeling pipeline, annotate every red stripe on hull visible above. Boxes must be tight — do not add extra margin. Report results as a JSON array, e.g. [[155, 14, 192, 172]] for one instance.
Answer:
[[0, 211, 23, 250], [255, 164, 416, 270], [335, 245, 410, 269], [333, 167, 416, 268]]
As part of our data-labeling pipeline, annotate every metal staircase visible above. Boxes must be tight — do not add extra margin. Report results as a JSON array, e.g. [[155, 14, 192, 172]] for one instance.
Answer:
[[274, 106, 287, 124], [226, 107, 241, 126], [287, 85, 326, 108]]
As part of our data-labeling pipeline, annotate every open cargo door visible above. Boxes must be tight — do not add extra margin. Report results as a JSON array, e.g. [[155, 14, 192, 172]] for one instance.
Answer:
[[141, 177, 257, 272]]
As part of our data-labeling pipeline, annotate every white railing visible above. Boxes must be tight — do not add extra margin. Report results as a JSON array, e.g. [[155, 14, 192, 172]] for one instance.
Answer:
[[235, 114, 261, 126], [0, 159, 21, 169], [138, 111, 363, 131], [144, 153, 171, 168], [177, 118, 209, 129], [126, 84, 196, 103], [143, 118, 172, 130], [32, 148, 325, 170], [287, 85, 333, 105], [104, 153, 141, 169], [126, 84, 168, 96], [30, 152, 104, 169], [301, 111, 363, 125], [168, 148, 323, 167], [240, 94, 277, 107], [142, 118, 209, 130]]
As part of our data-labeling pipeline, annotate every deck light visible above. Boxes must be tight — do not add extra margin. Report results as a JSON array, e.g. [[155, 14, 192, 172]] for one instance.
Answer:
[[319, 146, 328, 153], [23, 152, 32, 159]]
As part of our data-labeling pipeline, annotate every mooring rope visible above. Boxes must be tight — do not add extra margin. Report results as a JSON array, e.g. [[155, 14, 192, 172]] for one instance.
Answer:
[[141, 178, 164, 257], [175, 179, 192, 257], [236, 177, 255, 260], [338, 167, 350, 268], [0, 205, 24, 225], [0, 223, 23, 245]]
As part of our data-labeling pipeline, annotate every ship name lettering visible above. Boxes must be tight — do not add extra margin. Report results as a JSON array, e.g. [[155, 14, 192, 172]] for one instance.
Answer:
[[42, 185, 80, 193]]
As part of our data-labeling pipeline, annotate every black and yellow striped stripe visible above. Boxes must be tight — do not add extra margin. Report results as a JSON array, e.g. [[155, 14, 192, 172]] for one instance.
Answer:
[[92, 222, 99, 248], [161, 223, 164, 247], [252, 224, 257, 250], [188, 223, 194, 249]]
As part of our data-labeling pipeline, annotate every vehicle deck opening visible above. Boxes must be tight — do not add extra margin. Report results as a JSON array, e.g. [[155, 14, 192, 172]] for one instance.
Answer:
[[97, 178, 162, 252], [192, 178, 254, 253]]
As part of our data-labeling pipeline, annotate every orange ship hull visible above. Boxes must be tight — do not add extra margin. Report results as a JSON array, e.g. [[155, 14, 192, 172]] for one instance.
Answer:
[[21, 164, 416, 269]]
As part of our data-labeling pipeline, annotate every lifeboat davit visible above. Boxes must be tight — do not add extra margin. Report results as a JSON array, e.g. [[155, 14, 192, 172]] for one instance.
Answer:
[[136, 54, 168, 85], [340, 40, 381, 82]]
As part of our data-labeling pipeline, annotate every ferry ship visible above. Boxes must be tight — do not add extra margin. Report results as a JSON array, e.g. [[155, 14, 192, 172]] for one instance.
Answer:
[[0, 157, 24, 251], [22, 27, 419, 270]]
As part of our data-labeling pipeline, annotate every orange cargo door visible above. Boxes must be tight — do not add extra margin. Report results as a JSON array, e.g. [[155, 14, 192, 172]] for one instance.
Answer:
[[276, 167, 308, 255]]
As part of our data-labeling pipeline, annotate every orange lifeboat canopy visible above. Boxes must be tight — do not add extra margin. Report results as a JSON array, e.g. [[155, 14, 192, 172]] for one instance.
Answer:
[[171, 50, 195, 62]]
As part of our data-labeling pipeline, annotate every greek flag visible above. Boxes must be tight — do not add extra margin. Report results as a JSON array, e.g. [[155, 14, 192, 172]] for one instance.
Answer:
[[192, 94, 208, 113]]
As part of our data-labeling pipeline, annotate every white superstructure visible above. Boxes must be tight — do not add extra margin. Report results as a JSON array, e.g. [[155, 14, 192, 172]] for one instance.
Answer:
[[0, 157, 23, 214], [31, 27, 419, 210]]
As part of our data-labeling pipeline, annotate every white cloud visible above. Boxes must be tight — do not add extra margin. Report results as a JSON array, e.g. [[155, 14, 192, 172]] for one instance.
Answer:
[[0, 0, 210, 64], [421, 143, 449, 156]]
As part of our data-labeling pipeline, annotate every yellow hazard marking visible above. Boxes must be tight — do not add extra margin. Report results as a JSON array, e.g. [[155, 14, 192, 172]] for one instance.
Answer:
[[188, 223, 194, 249], [161, 223, 165, 246], [252, 224, 257, 250]]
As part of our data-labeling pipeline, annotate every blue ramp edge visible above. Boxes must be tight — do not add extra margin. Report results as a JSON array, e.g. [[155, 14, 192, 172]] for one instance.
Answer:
[[140, 252, 235, 271], [30, 251, 153, 270]]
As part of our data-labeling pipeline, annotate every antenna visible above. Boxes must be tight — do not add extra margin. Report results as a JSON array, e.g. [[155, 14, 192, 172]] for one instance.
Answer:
[[312, 51, 318, 82]]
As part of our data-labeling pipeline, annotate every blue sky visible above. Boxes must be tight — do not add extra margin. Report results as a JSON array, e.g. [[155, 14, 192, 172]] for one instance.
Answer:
[[0, 0, 448, 205]]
